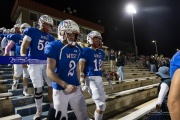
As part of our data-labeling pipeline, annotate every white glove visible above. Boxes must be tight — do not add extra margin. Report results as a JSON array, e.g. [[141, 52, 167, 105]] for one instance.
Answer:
[[81, 84, 90, 92]]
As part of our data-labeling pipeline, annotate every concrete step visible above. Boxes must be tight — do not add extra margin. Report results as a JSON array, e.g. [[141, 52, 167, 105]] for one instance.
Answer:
[[0, 82, 32, 93], [22, 110, 76, 120], [0, 79, 31, 84], [0, 114, 22, 120], [114, 98, 157, 120], [0, 74, 13, 79], [8, 87, 48, 96], [0, 71, 12, 74], [0, 68, 13, 71], [0, 65, 13, 68], [15, 103, 50, 116]]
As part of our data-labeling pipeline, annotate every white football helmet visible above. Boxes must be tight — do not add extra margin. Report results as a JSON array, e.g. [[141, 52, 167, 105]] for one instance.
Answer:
[[87, 31, 102, 48], [0, 27, 6, 33], [38, 15, 53, 32], [3, 29, 9, 34], [10, 28, 15, 33], [13, 24, 21, 33], [14, 24, 21, 28], [58, 19, 80, 46], [20, 23, 31, 33]]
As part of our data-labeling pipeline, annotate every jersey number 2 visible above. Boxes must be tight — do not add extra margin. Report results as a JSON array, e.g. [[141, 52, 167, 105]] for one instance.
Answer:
[[68, 60, 76, 76]]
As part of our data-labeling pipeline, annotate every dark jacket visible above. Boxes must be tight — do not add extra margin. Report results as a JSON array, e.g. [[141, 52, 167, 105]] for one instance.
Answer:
[[116, 55, 125, 67]]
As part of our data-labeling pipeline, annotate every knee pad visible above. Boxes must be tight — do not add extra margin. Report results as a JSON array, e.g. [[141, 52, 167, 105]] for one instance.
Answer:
[[34, 87, 44, 99]]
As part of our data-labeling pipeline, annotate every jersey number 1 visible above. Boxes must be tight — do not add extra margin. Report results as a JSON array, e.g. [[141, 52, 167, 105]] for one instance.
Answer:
[[94, 59, 102, 71]]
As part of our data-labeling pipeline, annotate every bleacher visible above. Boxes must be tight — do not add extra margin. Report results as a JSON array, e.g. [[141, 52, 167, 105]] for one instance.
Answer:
[[0, 61, 160, 120]]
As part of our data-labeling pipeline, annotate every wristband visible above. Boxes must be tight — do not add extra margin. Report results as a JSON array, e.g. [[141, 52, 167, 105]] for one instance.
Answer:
[[80, 77, 84, 82], [21, 54, 26, 56]]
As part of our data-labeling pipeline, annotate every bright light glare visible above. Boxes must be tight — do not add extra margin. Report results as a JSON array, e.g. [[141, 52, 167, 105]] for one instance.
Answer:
[[152, 40, 155, 43], [126, 4, 136, 14]]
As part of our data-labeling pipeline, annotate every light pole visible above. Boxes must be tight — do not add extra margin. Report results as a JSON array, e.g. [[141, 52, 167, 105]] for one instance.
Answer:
[[126, 4, 137, 58], [152, 40, 158, 55]]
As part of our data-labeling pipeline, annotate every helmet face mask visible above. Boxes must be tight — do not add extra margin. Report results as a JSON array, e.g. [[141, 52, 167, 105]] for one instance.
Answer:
[[87, 31, 102, 49], [10, 28, 15, 33], [38, 15, 53, 33], [20, 23, 31, 33], [58, 20, 80, 46]]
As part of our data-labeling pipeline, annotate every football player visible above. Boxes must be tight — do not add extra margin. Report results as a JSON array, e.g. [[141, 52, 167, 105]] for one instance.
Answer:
[[4, 23, 31, 96], [45, 19, 89, 120], [79, 31, 106, 120], [20, 15, 54, 120]]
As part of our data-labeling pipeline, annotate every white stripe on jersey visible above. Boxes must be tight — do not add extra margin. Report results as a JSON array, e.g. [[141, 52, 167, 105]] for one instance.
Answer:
[[59, 44, 68, 60]]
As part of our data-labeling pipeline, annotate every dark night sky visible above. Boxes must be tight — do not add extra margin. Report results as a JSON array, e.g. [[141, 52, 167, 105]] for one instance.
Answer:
[[0, 0, 180, 57]]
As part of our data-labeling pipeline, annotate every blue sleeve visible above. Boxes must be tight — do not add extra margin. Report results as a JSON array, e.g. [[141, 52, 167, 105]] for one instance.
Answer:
[[44, 42, 58, 60], [8, 34, 17, 43], [170, 51, 180, 79], [7, 34, 13, 39], [23, 28, 33, 38], [82, 48, 89, 60]]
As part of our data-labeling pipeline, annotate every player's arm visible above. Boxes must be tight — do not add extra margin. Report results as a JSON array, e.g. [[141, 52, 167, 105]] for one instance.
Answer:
[[1, 37, 7, 51], [76, 62, 80, 82], [20, 35, 30, 56], [4, 40, 15, 56], [168, 68, 180, 120], [46, 58, 77, 94], [46, 58, 67, 88], [102, 61, 107, 77], [79, 59, 85, 84]]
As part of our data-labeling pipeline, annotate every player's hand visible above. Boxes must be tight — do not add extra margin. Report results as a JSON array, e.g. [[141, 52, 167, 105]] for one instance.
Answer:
[[47, 107, 66, 120], [81, 84, 90, 92], [80, 76, 85, 84], [22, 64, 28, 68], [65, 84, 77, 94]]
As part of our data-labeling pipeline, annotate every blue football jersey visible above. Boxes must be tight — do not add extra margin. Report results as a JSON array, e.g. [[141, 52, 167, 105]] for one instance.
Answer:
[[45, 40, 83, 90], [24, 28, 54, 59], [81, 47, 105, 76], [0, 34, 4, 40], [7, 33, 24, 56], [170, 51, 180, 79], [6, 33, 16, 52]]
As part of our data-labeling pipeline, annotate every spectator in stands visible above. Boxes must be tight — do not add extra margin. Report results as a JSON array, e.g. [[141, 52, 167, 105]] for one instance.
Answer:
[[155, 66, 171, 120], [168, 51, 180, 120], [116, 51, 125, 83], [109, 49, 116, 71], [149, 55, 156, 72]]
